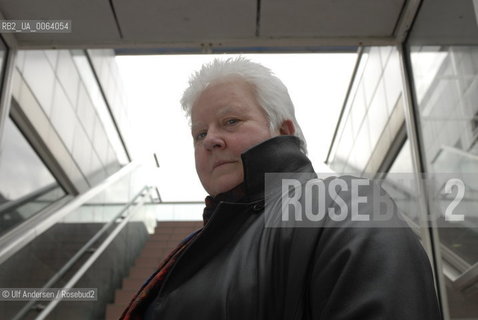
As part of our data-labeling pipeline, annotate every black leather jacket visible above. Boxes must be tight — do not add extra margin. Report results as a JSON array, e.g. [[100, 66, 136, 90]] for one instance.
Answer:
[[144, 136, 441, 319]]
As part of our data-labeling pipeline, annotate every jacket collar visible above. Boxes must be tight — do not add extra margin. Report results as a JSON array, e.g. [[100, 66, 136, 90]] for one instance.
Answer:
[[241, 135, 313, 197], [202, 136, 313, 224]]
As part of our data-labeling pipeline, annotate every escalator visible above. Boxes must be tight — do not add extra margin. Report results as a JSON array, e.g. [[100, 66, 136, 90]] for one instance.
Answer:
[[0, 162, 158, 320]]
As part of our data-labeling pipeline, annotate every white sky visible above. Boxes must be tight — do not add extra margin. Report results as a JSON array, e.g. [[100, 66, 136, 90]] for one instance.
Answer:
[[116, 53, 357, 202]]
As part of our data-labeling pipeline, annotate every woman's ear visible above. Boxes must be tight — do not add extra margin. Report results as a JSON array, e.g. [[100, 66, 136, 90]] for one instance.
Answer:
[[279, 119, 296, 136]]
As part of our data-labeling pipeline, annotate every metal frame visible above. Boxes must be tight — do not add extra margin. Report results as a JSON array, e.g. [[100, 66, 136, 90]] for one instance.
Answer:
[[0, 8, 17, 138], [0, 42, 16, 146], [85, 49, 132, 163], [453, 262, 478, 292], [9, 97, 81, 190], [325, 46, 364, 165], [398, 43, 449, 319], [393, 0, 423, 43], [0, 11, 18, 50], [16, 36, 392, 52]]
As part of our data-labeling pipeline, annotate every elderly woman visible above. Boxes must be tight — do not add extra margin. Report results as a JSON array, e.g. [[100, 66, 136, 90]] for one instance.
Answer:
[[120, 58, 441, 319]]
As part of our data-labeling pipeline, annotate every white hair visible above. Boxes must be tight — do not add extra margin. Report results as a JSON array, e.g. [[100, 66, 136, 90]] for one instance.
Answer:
[[180, 57, 308, 154]]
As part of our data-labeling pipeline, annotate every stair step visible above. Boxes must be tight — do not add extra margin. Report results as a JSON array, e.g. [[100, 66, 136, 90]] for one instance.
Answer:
[[106, 303, 129, 320], [140, 242, 174, 253], [147, 238, 182, 247], [134, 256, 163, 268], [151, 231, 199, 239], [142, 240, 173, 248], [114, 288, 139, 304], [137, 247, 170, 259], [122, 277, 149, 291], [155, 221, 203, 229], [128, 266, 157, 279], [106, 220, 201, 317], [114, 290, 140, 305]]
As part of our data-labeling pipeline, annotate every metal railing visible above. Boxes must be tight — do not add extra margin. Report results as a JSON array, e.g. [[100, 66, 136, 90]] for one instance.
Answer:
[[0, 183, 62, 214], [0, 162, 140, 265], [11, 185, 151, 320]]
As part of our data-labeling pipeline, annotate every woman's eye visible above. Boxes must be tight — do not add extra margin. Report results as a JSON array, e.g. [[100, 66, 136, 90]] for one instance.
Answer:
[[195, 131, 207, 141], [225, 118, 239, 125]]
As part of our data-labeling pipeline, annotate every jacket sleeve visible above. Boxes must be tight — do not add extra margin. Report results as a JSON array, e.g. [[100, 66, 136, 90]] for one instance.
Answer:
[[307, 178, 442, 320]]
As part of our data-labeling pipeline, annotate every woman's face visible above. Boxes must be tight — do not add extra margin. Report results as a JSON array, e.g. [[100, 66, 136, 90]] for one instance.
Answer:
[[191, 79, 278, 196]]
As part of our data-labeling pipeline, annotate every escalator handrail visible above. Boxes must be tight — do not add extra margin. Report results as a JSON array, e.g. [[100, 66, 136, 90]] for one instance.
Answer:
[[0, 183, 61, 213], [11, 185, 151, 320], [0, 161, 140, 264]]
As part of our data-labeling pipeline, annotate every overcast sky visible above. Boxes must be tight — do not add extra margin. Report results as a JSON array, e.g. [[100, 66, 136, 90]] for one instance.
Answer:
[[116, 53, 357, 202]]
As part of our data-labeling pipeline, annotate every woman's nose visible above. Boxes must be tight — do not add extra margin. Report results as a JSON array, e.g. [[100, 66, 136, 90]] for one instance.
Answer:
[[203, 130, 225, 151]]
